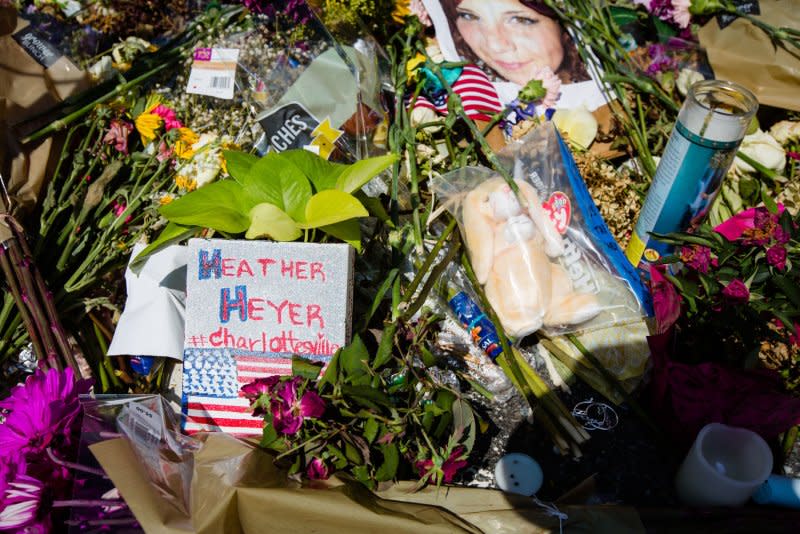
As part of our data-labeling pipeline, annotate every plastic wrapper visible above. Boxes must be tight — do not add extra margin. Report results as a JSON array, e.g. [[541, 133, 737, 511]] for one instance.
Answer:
[[227, 5, 389, 162], [82, 394, 201, 516], [432, 123, 650, 338]]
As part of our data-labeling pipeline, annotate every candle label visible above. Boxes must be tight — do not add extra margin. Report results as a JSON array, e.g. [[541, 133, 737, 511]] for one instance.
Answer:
[[626, 122, 738, 270]]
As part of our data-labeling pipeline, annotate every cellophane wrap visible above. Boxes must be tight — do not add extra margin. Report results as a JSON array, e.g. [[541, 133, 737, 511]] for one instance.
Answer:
[[432, 122, 650, 338]]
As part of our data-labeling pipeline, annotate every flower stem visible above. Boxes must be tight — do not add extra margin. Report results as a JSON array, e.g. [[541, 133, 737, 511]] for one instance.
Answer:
[[46, 447, 108, 477]]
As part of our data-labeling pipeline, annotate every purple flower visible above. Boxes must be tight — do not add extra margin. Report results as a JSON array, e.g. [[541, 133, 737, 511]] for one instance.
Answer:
[[0, 368, 92, 459], [766, 245, 787, 270], [721, 279, 750, 304], [241, 376, 281, 401], [306, 458, 329, 480], [270, 377, 325, 435], [646, 43, 678, 75], [0, 472, 47, 532], [680, 244, 713, 273]]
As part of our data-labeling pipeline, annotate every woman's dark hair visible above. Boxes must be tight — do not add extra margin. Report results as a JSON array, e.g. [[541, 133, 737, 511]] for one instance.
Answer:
[[438, 0, 590, 84]]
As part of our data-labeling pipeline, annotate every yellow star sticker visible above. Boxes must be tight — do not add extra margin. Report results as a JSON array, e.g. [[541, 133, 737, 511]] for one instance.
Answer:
[[310, 118, 343, 160]]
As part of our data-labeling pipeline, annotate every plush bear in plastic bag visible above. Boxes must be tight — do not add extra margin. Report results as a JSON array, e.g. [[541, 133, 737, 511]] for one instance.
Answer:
[[463, 176, 601, 337]]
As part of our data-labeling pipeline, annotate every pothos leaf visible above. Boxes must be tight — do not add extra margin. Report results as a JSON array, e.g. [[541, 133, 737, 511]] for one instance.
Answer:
[[223, 150, 259, 184], [159, 180, 251, 233]]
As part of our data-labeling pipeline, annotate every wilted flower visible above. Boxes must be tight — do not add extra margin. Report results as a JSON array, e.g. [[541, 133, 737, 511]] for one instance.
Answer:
[[680, 244, 713, 273], [766, 245, 787, 270], [769, 120, 800, 145], [241, 376, 281, 401], [270, 377, 325, 435], [732, 130, 786, 175], [176, 133, 223, 188], [102, 119, 133, 154], [676, 68, 704, 96], [415, 446, 468, 484], [174, 128, 199, 160], [306, 458, 329, 480], [721, 279, 750, 304]]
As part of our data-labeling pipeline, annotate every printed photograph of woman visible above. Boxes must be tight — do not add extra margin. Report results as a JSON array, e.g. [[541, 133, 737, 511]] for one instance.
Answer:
[[440, 0, 590, 86], [421, 0, 608, 111]]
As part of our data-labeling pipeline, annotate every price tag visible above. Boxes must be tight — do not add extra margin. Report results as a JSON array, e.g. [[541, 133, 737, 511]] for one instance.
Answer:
[[125, 402, 162, 442], [186, 48, 239, 100]]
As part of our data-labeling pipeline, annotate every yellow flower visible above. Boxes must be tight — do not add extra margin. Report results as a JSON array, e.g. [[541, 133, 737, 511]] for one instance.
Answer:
[[135, 112, 162, 144], [405, 53, 426, 83], [175, 175, 197, 192], [219, 153, 228, 175], [174, 127, 199, 160], [392, 0, 411, 24], [158, 194, 175, 205]]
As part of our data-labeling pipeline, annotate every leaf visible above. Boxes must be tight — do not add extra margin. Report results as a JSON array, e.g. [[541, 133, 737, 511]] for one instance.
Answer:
[[246, 203, 301, 241], [160, 180, 252, 233], [292, 355, 323, 380], [223, 150, 259, 184], [320, 219, 362, 252], [243, 152, 313, 220], [452, 398, 476, 453], [356, 192, 392, 225], [301, 190, 368, 229], [132, 222, 196, 267], [773, 276, 800, 309], [261, 421, 279, 448], [420, 347, 436, 368], [341, 385, 392, 409], [762, 188, 778, 214], [318, 349, 340, 389], [327, 444, 348, 470], [335, 154, 397, 193], [280, 149, 347, 192], [371, 322, 396, 370], [608, 5, 639, 27], [363, 417, 379, 444], [375, 443, 399, 482], [339, 335, 370, 378], [344, 440, 363, 465]]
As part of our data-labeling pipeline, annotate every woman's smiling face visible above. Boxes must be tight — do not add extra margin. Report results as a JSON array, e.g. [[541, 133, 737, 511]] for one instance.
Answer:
[[454, 0, 564, 86]]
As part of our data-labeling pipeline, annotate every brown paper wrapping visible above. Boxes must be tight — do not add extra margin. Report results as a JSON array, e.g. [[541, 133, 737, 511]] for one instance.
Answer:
[[92, 434, 645, 534], [0, 8, 89, 241], [698, 1, 800, 112]]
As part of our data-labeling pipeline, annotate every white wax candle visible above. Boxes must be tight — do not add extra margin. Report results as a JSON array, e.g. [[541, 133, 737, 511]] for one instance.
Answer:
[[675, 423, 773, 507]]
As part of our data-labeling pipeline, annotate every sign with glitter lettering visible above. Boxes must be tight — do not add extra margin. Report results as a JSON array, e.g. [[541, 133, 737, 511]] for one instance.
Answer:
[[181, 238, 353, 434]]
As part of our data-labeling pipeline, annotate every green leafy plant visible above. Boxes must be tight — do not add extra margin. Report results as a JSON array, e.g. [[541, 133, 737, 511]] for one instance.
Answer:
[[152, 149, 396, 252], [243, 323, 477, 488]]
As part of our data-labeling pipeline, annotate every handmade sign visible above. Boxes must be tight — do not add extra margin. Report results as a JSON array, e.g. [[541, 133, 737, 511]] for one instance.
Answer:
[[181, 239, 353, 434]]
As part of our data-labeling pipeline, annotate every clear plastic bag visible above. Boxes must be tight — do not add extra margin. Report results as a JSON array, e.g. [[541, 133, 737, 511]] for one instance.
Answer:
[[432, 122, 650, 338], [82, 394, 199, 516]]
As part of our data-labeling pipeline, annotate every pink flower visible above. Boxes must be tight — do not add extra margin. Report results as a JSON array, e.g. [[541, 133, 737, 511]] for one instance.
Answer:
[[714, 205, 785, 242], [671, 0, 692, 28], [409, 0, 432, 27], [680, 244, 712, 273], [111, 200, 127, 218], [721, 279, 750, 304], [270, 377, 326, 435], [0, 368, 92, 459], [150, 104, 182, 131], [766, 245, 787, 270], [306, 457, 329, 480], [415, 447, 468, 484], [649, 266, 682, 334], [788, 151, 800, 161], [789, 323, 800, 347], [102, 119, 133, 155], [535, 66, 561, 109]]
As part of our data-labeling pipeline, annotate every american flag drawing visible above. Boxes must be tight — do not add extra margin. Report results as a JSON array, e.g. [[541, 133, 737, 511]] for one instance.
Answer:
[[180, 239, 352, 436], [182, 350, 331, 435]]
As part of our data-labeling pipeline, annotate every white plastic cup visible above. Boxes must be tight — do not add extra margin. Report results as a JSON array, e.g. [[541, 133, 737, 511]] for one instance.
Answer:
[[675, 423, 773, 507]]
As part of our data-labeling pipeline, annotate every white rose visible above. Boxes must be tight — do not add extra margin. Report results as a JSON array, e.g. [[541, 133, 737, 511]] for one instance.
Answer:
[[732, 129, 786, 175], [676, 69, 704, 97], [768, 120, 800, 145], [552, 104, 598, 150]]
